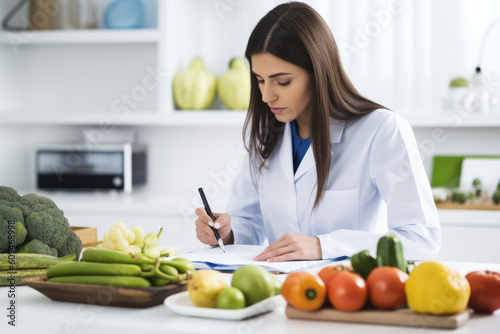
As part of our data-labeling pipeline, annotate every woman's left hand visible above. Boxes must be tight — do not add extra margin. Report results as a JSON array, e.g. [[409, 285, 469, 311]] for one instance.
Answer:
[[253, 232, 322, 262]]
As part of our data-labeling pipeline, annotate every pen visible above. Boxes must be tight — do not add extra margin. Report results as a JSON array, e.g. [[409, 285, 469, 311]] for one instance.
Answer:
[[198, 187, 226, 253]]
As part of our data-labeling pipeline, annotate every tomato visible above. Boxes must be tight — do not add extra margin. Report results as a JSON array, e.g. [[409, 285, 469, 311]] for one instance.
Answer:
[[318, 264, 350, 291], [281, 271, 326, 311], [465, 270, 500, 313], [366, 266, 408, 310], [328, 271, 367, 311]]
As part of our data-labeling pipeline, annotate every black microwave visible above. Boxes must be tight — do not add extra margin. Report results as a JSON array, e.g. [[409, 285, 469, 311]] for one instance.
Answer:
[[36, 143, 147, 193]]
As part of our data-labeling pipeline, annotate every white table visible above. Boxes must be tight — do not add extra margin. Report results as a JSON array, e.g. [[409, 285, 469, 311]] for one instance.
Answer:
[[2, 261, 499, 334]]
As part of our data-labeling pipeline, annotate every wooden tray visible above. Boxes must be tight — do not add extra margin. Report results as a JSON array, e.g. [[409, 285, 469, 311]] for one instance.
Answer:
[[22, 274, 187, 308], [70, 227, 102, 247], [286, 305, 470, 329]]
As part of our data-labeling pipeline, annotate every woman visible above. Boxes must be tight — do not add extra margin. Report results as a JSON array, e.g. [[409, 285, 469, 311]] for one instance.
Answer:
[[194, 2, 441, 262]]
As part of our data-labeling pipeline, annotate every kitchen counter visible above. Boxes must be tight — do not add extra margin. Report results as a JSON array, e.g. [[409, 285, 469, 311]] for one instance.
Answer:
[[2, 260, 499, 334]]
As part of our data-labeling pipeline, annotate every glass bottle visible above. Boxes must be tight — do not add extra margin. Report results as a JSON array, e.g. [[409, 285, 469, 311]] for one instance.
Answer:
[[69, 0, 97, 29], [472, 67, 491, 114]]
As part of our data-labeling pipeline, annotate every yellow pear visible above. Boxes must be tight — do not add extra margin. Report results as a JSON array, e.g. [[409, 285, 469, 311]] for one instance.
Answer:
[[188, 269, 227, 308]]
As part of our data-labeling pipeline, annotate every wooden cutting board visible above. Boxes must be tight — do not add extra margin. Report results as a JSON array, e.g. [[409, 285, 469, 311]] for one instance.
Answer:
[[286, 305, 470, 329]]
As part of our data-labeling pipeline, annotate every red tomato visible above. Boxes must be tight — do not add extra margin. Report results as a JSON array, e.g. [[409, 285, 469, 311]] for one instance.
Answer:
[[318, 264, 350, 291], [328, 271, 367, 311], [366, 266, 408, 310], [465, 270, 500, 313]]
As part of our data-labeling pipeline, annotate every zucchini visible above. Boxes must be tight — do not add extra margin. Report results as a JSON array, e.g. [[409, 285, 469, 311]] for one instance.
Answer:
[[158, 264, 180, 283], [148, 277, 170, 286], [48, 275, 151, 287], [81, 248, 155, 265], [159, 264, 178, 277], [46, 261, 142, 278], [376, 235, 406, 272], [0, 253, 75, 270], [0, 269, 47, 286], [160, 258, 195, 274], [351, 250, 378, 279]]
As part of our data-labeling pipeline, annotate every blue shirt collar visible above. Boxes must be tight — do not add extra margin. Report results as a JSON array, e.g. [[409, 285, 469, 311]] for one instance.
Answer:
[[290, 120, 310, 153]]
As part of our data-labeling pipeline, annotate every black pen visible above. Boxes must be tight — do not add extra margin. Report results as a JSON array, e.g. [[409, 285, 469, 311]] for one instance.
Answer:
[[198, 187, 226, 252]]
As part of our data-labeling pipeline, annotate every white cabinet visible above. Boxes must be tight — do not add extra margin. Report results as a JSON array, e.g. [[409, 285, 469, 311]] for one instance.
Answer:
[[436, 225, 500, 263], [435, 210, 500, 263]]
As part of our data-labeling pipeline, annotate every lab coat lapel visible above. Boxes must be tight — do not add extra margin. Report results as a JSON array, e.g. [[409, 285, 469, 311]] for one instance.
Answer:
[[278, 122, 295, 188], [294, 118, 346, 180], [279, 118, 347, 185], [294, 147, 314, 180], [330, 118, 346, 145]]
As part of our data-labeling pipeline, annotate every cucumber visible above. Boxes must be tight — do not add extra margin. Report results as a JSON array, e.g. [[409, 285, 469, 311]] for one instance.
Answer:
[[0, 253, 76, 270], [376, 235, 406, 272], [46, 261, 142, 278], [0, 269, 47, 286], [48, 275, 151, 287]]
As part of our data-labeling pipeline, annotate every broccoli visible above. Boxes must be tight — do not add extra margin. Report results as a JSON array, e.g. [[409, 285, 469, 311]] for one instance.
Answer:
[[0, 186, 81, 258], [25, 208, 71, 249], [56, 231, 82, 259], [0, 186, 21, 203], [0, 206, 27, 252], [19, 193, 64, 218], [16, 239, 57, 257]]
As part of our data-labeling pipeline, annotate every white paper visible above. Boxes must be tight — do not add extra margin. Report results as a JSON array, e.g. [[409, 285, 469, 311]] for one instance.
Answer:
[[176, 244, 344, 273]]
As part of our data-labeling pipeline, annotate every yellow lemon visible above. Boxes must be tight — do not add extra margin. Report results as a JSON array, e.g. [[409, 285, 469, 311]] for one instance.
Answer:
[[187, 269, 227, 308], [405, 261, 470, 315]]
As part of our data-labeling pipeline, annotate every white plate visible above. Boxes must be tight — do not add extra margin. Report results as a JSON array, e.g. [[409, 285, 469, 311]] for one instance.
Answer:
[[164, 291, 284, 320]]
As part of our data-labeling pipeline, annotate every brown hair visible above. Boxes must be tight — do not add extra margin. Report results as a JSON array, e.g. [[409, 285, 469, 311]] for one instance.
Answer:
[[244, 1, 387, 210]]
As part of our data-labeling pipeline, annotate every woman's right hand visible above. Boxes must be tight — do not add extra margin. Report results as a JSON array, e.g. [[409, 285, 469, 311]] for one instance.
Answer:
[[194, 208, 234, 246]]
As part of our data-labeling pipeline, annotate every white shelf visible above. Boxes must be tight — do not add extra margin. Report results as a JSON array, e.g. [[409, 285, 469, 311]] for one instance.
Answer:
[[0, 110, 247, 126], [0, 29, 159, 45], [3, 109, 500, 127], [404, 112, 500, 127], [168, 110, 247, 126]]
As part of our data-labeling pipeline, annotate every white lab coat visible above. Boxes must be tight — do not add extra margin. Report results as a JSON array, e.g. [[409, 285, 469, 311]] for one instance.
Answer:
[[227, 109, 441, 260]]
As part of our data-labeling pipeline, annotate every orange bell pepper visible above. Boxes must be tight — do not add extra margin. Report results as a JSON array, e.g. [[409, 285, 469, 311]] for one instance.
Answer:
[[281, 271, 326, 311]]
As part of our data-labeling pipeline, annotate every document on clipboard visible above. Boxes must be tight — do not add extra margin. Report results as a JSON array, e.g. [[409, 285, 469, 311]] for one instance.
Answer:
[[175, 244, 346, 274]]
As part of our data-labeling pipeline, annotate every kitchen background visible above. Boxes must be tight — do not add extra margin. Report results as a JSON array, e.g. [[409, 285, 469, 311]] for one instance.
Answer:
[[1, 0, 499, 262]]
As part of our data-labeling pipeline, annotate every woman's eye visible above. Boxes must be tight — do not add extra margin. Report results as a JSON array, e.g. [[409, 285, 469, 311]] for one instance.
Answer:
[[278, 81, 291, 87], [257, 80, 264, 84]]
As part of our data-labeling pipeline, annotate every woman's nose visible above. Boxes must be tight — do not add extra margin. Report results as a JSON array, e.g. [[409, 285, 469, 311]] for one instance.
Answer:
[[261, 84, 277, 104]]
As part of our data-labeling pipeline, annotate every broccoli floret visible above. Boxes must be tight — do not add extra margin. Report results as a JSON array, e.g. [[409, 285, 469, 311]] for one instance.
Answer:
[[0, 206, 27, 252], [1, 187, 81, 258], [56, 231, 82, 260], [16, 239, 57, 256], [0, 186, 21, 203], [19, 193, 63, 217], [25, 208, 71, 249]]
